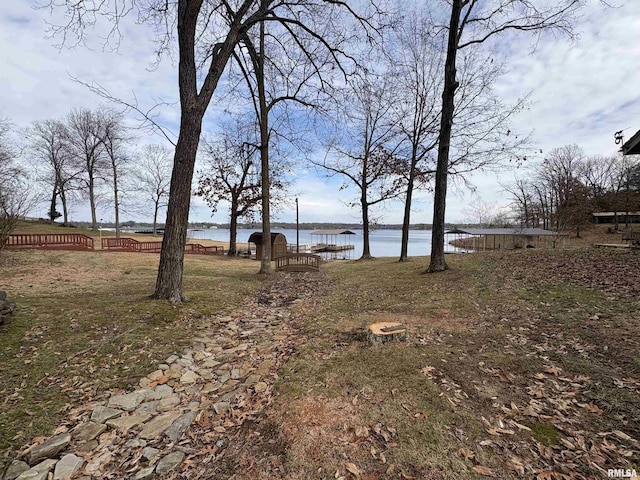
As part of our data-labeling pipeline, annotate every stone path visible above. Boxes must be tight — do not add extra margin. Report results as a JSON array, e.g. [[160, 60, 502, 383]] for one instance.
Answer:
[[3, 272, 324, 480]]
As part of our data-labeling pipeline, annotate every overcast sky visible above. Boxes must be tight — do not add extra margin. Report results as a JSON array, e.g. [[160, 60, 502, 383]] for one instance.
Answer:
[[1, 1, 639, 225]]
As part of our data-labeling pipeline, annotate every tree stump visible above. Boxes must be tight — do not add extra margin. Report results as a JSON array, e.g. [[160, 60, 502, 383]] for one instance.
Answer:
[[367, 322, 407, 344]]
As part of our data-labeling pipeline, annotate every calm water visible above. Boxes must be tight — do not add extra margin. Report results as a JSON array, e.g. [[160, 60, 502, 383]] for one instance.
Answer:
[[187, 228, 462, 258]]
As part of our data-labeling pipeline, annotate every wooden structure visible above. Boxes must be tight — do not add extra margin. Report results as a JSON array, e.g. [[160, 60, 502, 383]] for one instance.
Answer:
[[6, 234, 95, 251], [102, 237, 223, 255], [309, 229, 355, 253], [367, 322, 407, 344], [248, 232, 287, 259], [445, 227, 568, 251], [275, 253, 321, 272], [592, 212, 640, 225], [622, 230, 640, 247]]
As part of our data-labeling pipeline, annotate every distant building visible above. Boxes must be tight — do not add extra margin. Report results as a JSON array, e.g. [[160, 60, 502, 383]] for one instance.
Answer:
[[592, 212, 640, 224]]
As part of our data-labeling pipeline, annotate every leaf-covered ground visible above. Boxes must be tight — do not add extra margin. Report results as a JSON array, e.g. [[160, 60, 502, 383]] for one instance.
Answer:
[[235, 248, 640, 479]]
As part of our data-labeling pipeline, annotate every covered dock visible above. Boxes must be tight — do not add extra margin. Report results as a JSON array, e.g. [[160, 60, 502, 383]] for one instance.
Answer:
[[309, 229, 355, 253], [446, 228, 568, 251]]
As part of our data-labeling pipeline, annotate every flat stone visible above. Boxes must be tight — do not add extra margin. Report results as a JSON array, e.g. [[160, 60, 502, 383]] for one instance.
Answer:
[[17, 460, 57, 480], [75, 440, 98, 453], [180, 370, 200, 384], [201, 382, 221, 395], [155, 452, 185, 475], [165, 366, 182, 379], [245, 374, 261, 386], [219, 380, 240, 394], [256, 360, 275, 374], [139, 412, 182, 440], [107, 392, 145, 412], [124, 439, 147, 449], [136, 401, 159, 415], [53, 454, 84, 480], [4, 460, 30, 480], [193, 351, 208, 361], [147, 370, 164, 381], [157, 394, 180, 412], [90, 406, 123, 424], [137, 387, 161, 401], [217, 373, 230, 384], [141, 447, 160, 464], [133, 466, 155, 480], [83, 452, 111, 476], [213, 402, 230, 414], [254, 382, 268, 393], [166, 354, 179, 364], [27, 433, 71, 465], [73, 422, 107, 442], [158, 363, 169, 370], [230, 369, 241, 380], [164, 411, 197, 442], [199, 369, 214, 380], [106, 413, 151, 431], [154, 384, 173, 399], [176, 358, 193, 368]]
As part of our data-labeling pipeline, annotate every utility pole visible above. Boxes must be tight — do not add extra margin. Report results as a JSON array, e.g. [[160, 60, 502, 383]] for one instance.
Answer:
[[296, 198, 299, 253]]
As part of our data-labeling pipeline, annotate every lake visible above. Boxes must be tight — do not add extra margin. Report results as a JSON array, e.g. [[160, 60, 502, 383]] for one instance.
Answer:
[[187, 228, 463, 258]]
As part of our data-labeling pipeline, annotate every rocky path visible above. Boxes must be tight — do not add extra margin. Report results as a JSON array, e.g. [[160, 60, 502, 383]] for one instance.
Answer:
[[3, 272, 324, 480]]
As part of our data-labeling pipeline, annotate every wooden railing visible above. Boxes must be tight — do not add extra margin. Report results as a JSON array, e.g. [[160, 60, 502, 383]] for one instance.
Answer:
[[622, 231, 640, 246], [275, 253, 321, 272], [102, 237, 223, 255], [7, 234, 94, 250]]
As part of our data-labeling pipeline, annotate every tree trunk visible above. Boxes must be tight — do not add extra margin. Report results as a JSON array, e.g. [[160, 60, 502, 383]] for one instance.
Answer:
[[229, 205, 238, 256], [60, 184, 69, 226], [112, 160, 120, 238], [361, 194, 372, 260], [427, 0, 462, 273], [88, 173, 98, 231], [399, 154, 417, 262], [257, 22, 272, 275], [153, 199, 159, 236], [49, 183, 58, 223], [153, 110, 203, 303]]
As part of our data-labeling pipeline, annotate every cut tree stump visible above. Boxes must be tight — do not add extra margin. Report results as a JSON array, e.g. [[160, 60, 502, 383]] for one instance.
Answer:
[[367, 322, 407, 344]]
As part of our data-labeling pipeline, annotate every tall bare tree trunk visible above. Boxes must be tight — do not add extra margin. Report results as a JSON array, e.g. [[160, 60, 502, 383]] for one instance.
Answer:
[[399, 148, 418, 262], [153, 199, 160, 236], [427, 0, 462, 273], [112, 160, 121, 238], [153, 110, 203, 303], [49, 184, 58, 223], [88, 173, 98, 231], [229, 202, 238, 256], [361, 193, 372, 259]]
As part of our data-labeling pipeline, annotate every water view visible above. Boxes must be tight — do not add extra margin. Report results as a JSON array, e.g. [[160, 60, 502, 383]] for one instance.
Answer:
[[188, 228, 462, 258]]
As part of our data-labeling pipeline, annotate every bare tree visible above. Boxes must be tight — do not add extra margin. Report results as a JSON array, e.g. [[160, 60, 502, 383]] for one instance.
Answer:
[[42, 0, 378, 302], [65, 108, 109, 231], [195, 126, 262, 256], [315, 73, 404, 259], [99, 111, 131, 238], [28, 119, 77, 225], [132, 145, 172, 236], [0, 118, 32, 251], [427, 0, 585, 273]]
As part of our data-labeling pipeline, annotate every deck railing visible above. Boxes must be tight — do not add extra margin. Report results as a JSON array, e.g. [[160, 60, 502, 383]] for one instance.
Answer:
[[101, 237, 139, 250], [184, 243, 224, 255], [275, 253, 321, 272], [7, 233, 94, 250], [102, 237, 223, 255]]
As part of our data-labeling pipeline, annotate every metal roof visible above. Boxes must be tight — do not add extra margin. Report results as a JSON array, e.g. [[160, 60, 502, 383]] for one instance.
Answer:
[[622, 129, 640, 155], [310, 229, 356, 235], [446, 228, 567, 237], [247, 232, 286, 243], [592, 211, 640, 216]]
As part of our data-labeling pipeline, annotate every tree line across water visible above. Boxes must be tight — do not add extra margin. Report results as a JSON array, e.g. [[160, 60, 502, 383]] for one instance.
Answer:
[[0, 0, 626, 303]]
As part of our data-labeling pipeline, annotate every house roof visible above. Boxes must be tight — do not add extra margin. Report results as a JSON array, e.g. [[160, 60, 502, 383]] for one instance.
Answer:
[[310, 229, 356, 235], [247, 232, 286, 244], [622, 129, 640, 155], [592, 211, 640, 216], [446, 228, 567, 237]]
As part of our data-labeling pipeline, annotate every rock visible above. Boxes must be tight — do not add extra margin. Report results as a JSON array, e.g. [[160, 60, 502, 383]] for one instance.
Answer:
[[213, 402, 230, 414], [132, 466, 155, 480], [155, 452, 185, 475], [3, 460, 30, 480], [83, 452, 111, 476], [27, 433, 71, 465], [137, 387, 161, 401], [107, 392, 145, 412], [165, 354, 179, 364], [230, 369, 241, 380], [141, 447, 160, 464], [147, 370, 164, 381], [53, 454, 84, 480], [164, 411, 197, 442], [139, 412, 182, 440], [157, 394, 180, 412], [90, 406, 123, 424], [0, 291, 6, 301], [106, 413, 152, 431], [179, 370, 200, 384], [176, 358, 193, 368], [245, 374, 261, 386], [75, 440, 98, 453], [193, 351, 208, 361], [219, 380, 240, 394], [16, 460, 57, 480], [124, 438, 147, 449], [136, 401, 159, 415], [256, 360, 275, 375], [254, 382, 268, 393], [154, 385, 174, 399], [73, 422, 107, 442], [201, 382, 221, 395]]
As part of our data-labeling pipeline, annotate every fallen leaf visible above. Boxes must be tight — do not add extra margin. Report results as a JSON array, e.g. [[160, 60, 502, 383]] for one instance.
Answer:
[[472, 465, 496, 477], [459, 448, 475, 462], [543, 366, 561, 376], [346, 462, 361, 477]]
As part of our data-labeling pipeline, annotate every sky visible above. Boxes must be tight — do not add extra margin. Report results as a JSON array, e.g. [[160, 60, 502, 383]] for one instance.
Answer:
[[1, 1, 639, 226]]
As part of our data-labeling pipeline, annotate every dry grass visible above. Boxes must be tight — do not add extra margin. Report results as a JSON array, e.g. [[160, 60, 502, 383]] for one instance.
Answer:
[[0, 239, 261, 458]]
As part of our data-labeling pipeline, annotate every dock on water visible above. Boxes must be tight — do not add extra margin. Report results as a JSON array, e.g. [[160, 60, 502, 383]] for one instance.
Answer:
[[309, 229, 356, 258]]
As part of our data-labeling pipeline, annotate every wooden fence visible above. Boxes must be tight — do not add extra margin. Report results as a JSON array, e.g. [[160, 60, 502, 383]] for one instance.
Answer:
[[102, 237, 223, 255], [6, 234, 95, 250], [275, 253, 321, 272]]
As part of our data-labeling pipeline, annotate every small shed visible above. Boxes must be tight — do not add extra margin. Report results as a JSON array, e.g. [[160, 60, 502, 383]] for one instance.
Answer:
[[248, 232, 287, 259]]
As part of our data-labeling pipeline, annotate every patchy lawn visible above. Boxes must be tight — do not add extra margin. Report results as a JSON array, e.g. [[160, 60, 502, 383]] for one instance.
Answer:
[[0, 248, 260, 460], [270, 248, 640, 479]]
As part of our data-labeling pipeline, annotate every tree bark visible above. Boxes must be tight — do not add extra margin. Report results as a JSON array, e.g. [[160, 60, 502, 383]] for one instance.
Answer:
[[399, 150, 417, 262], [112, 159, 120, 238], [153, 199, 159, 236], [361, 193, 372, 259], [229, 201, 238, 256], [88, 172, 98, 231], [426, 0, 462, 273], [153, 110, 203, 303], [49, 183, 58, 223]]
